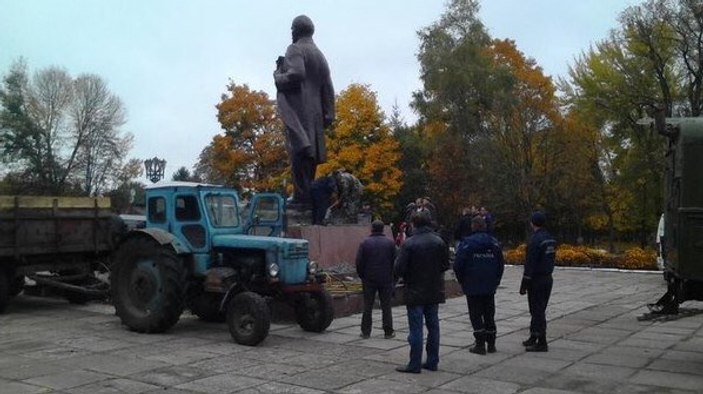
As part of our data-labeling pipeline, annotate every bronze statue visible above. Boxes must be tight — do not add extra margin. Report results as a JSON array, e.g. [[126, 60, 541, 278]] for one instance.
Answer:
[[274, 15, 335, 207]]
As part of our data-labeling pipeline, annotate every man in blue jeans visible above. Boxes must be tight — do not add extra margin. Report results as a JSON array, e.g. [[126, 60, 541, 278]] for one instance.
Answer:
[[394, 211, 450, 373]]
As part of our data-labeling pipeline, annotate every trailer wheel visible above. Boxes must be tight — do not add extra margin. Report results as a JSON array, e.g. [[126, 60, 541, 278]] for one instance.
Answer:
[[0, 270, 9, 314], [111, 237, 185, 333], [295, 290, 334, 333], [226, 291, 270, 346]]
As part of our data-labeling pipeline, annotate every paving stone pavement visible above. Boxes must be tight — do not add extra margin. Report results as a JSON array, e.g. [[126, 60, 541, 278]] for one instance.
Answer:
[[1, 266, 702, 394]]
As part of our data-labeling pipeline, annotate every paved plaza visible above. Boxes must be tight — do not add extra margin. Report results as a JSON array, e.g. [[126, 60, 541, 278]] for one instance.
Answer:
[[1, 266, 702, 394]]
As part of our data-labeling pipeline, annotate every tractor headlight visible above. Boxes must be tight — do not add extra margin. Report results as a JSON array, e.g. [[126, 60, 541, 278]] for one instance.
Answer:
[[268, 263, 280, 278], [308, 261, 318, 275]]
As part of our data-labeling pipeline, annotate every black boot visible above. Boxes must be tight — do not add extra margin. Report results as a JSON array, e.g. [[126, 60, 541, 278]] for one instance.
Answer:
[[525, 335, 548, 352], [469, 332, 486, 355], [522, 335, 537, 347], [486, 331, 496, 353]]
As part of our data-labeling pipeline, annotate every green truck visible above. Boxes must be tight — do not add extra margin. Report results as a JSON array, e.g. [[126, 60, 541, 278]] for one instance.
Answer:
[[648, 116, 703, 314]]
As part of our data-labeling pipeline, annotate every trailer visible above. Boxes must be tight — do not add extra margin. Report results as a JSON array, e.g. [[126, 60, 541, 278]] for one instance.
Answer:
[[0, 196, 125, 312]]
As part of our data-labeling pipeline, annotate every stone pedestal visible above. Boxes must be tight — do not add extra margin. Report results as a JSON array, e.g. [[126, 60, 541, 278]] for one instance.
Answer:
[[286, 223, 393, 271]]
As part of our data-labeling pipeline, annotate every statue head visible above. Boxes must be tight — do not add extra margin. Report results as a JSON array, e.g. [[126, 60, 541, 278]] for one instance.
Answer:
[[291, 15, 314, 42]]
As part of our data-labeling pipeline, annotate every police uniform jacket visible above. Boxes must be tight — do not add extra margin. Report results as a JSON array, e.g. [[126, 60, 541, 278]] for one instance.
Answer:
[[524, 228, 556, 278], [453, 231, 504, 296]]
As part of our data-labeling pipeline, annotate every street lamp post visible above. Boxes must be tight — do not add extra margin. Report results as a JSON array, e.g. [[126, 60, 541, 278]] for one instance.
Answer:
[[144, 157, 167, 183]]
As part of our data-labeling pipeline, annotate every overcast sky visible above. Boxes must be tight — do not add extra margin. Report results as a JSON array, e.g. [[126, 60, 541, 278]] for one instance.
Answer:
[[1, 0, 642, 182]]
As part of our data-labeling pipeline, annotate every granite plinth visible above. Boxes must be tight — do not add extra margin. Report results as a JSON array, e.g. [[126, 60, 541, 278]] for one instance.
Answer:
[[287, 224, 393, 270]]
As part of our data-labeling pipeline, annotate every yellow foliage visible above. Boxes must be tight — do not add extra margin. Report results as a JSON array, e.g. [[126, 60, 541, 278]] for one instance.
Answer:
[[204, 83, 287, 194], [319, 84, 402, 215], [502, 243, 656, 270], [504, 243, 526, 264], [618, 247, 657, 270]]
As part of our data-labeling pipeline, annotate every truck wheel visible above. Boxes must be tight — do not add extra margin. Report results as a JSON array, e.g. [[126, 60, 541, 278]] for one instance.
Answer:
[[189, 292, 225, 323], [112, 237, 185, 333], [295, 290, 334, 333], [226, 291, 270, 346], [0, 270, 9, 314]]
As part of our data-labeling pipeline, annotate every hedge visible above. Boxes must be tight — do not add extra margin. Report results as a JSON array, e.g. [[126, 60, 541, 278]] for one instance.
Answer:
[[503, 244, 658, 271]]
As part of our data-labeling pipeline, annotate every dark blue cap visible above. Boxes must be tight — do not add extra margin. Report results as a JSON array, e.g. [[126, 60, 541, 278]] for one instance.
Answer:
[[531, 211, 546, 227]]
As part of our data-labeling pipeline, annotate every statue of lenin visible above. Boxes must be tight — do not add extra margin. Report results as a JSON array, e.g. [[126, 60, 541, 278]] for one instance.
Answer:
[[274, 15, 335, 207]]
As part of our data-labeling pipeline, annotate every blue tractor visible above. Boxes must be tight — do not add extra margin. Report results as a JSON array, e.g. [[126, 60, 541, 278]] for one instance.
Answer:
[[110, 182, 333, 346]]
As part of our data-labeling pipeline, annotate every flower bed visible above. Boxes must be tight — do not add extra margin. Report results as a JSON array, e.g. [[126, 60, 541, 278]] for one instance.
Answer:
[[504, 243, 658, 271]]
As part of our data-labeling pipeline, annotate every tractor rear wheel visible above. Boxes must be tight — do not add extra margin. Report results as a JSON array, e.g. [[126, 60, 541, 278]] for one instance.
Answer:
[[295, 290, 334, 332], [226, 291, 270, 346], [111, 237, 185, 333]]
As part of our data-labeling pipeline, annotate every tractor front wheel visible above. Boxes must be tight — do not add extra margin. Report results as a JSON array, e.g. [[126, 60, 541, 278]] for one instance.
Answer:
[[295, 290, 334, 333], [226, 291, 270, 346]]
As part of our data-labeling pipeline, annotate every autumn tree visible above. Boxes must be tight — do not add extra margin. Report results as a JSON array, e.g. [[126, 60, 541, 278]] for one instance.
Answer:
[[477, 39, 564, 234], [196, 82, 287, 196], [318, 84, 402, 216], [104, 158, 146, 213]]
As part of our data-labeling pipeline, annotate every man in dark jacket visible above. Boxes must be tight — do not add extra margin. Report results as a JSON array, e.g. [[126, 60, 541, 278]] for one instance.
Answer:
[[453, 216, 504, 355], [520, 211, 556, 352], [274, 15, 335, 206], [394, 211, 450, 373], [356, 220, 396, 339], [310, 175, 336, 225]]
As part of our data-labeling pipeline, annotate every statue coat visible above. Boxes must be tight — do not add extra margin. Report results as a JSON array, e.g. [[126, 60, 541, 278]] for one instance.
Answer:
[[274, 36, 335, 164]]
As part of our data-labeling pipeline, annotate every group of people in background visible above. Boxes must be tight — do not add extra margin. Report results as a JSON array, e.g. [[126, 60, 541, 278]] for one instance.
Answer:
[[454, 205, 494, 241], [355, 205, 556, 373]]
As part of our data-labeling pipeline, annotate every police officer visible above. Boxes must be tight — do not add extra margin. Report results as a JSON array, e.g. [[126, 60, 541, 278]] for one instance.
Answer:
[[453, 216, 504, 355], [520, 211, 556, 352]]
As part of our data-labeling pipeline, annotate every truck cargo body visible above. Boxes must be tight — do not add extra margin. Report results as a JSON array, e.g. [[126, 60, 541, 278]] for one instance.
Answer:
[[0, 196, 121, 310]]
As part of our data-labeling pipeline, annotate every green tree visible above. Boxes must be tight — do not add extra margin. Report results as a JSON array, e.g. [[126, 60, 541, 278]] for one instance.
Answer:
[[0, 60, 132, 195], [412, 0, 512, 225], [172, 166, 200, 182], [562, 1, 684, 246]]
